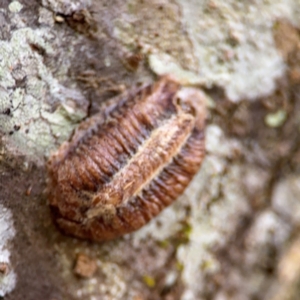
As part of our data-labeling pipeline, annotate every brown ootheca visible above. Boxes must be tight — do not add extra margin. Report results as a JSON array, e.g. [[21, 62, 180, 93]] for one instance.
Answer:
[[47, 76, 206, 241]]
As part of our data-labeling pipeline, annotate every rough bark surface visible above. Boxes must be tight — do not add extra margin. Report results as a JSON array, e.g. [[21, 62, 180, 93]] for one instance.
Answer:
[[1, 1, 300, 300]]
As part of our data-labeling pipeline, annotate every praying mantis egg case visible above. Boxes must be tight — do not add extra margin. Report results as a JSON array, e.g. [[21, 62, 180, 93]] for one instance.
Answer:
[[47, 75, 206, 241]]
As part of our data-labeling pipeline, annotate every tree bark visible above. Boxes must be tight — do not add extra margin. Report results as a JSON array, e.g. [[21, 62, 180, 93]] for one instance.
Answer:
[[1, 1, 300, 299]]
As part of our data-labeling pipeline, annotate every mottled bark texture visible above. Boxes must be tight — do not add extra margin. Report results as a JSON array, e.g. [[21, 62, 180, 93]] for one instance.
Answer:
[[1, 1, 300, 300]]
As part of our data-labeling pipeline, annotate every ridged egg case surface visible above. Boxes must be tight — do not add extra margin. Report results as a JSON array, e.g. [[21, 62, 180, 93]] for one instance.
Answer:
[[47, 76, 206, 241]]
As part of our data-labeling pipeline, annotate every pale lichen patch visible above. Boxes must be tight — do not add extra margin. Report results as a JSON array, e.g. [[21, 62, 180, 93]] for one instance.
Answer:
[[178, 154, 250, 299], [8, 1, 23, 13], [272, 176, 300, 224], [41, 0, 91, 15], [0, 204, 16, 297], [265, 109, 287, 128], [114, 0, 300, 102], [0, 27, 88, 162]]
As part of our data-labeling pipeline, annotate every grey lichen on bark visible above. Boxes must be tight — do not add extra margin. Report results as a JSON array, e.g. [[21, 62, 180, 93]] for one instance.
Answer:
[[0, 22, 88, 162]]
